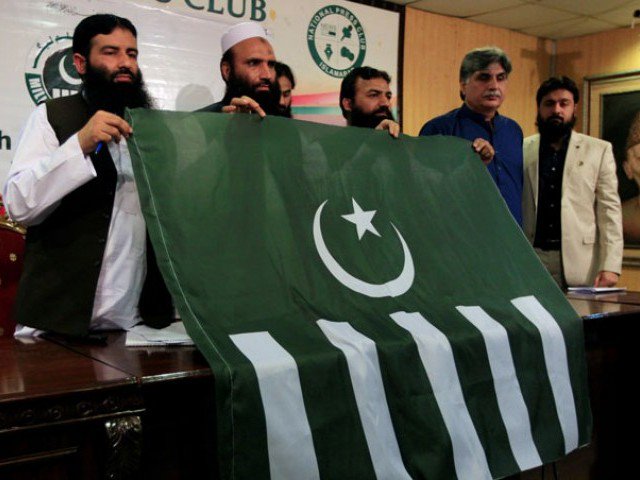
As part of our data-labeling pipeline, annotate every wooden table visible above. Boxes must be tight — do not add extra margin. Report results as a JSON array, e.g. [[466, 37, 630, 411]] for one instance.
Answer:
[[577, 297, 639, 479], [0, 336, 141, 479], [568, 296, 640, 318], [520, 297, 640, 479], [45, 332, 218, 479], [3, 296, 639, 479]]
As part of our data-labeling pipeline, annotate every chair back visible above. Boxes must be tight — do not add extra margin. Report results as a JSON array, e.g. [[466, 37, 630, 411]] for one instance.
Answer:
[[0, 219, 26, 337]]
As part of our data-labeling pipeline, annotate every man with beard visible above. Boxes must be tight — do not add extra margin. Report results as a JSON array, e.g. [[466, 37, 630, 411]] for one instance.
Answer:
[[523, 76, 622, 287], [339, 66, 400, 138], [199, 22, 279, 117], [420, 47, 523, 225], [2, 14, 172, 336], [275, 61, 295, 118]]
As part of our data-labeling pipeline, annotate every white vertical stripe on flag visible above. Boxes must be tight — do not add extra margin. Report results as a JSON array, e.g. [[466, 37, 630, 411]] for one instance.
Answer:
[[511, 296, 579, 452], [390, 311, 492, 480], [456, 306, 542, 470], [230, 332, 320, 480], [317, 320, 412, 480]]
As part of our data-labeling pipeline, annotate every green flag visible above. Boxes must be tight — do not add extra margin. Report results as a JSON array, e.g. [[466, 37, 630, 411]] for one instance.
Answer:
[[126, 110, 590, 480]]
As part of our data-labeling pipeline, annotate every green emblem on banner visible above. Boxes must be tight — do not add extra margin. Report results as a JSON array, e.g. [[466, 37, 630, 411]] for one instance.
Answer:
[[25, 35, 81, 105], [307, 5, 366, 78]]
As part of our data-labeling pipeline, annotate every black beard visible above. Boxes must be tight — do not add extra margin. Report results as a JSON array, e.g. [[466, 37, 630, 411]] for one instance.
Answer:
[[223, 70, 280, 116], [537, 114, 575, 141], [277, 104, 292, 118], [81, 63, 153, 116], [349, 105, 395, 129]]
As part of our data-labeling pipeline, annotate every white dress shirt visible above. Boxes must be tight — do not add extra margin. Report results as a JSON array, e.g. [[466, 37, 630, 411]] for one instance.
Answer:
[[3, 104, 145, 331]]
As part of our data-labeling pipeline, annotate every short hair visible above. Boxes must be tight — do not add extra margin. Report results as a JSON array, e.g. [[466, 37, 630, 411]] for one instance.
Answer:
[[275, 62, 296, 89], [73, 14, 137, 59], [536, 76, 580, 105], [459, 46, 512, 83], [339, 66, 391, 118]]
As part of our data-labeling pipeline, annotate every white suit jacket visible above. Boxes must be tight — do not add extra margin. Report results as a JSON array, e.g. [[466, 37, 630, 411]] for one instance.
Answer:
[[523, 131, 623, 286]]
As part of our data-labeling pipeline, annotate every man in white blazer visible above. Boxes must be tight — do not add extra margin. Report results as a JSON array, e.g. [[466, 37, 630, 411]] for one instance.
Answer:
[[523, 76, 623, 287]]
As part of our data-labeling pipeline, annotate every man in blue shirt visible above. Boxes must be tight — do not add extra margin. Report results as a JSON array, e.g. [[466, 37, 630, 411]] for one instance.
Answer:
[[420, 47, 523, 226]]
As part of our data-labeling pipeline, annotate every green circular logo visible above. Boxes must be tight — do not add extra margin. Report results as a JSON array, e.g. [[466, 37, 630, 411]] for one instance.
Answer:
[[25, 35, 82, 105], [307, 5, 366, 78]]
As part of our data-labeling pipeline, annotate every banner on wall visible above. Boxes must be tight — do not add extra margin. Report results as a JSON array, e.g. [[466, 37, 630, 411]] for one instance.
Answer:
[[126, 109, 591, 479], [0, 0, 399, 183]]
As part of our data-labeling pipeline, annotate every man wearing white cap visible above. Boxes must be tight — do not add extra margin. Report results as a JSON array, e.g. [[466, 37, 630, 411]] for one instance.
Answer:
[[199, 22, 279, 117]]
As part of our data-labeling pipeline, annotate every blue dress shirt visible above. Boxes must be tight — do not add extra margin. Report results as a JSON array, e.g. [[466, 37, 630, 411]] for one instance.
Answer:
[[419, 104, 524, 226]]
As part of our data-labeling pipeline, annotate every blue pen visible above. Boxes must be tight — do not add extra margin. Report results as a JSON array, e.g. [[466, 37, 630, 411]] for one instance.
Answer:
[[94, 141, 104, 154]]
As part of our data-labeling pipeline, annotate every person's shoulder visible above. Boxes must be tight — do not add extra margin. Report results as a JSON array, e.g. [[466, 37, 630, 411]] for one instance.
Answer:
[[43, 93, 87, 124], [19, 101, 49, 130], [45, 93, 84, 110], [498, 114, 523, 134], [419, 108, 460, 136], [571, 131, 611, 150], [523, 134, 540, 163], [431, 107, 460, 123]]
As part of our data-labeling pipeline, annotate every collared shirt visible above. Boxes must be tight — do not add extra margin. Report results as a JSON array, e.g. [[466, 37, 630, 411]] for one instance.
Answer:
[[3, 104, 145, 332], [419, 103, 524, 225], [533, 135, 569, 250]]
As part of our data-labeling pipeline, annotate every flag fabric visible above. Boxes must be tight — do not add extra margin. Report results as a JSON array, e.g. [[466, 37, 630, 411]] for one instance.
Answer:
[[126, 110, 591, 480]]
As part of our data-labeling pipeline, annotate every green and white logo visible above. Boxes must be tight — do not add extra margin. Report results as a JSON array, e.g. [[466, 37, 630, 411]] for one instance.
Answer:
[[307, 5, 366, 78], [25, 35, 81, 105]]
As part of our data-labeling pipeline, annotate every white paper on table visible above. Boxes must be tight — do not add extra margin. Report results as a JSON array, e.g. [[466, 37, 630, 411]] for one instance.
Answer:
[[567, 287, 627, 294], [125, 321, 194, 347]]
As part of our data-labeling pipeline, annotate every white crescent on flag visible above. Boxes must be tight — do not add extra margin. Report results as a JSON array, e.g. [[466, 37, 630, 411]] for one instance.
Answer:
[[312, 199, 415, 298]]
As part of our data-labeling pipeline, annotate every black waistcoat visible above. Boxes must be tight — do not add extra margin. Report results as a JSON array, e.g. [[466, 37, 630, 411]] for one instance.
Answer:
[[15, 94, 172, 336]]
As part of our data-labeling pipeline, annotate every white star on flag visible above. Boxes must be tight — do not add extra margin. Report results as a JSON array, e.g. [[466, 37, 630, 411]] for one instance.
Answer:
[[341, 198, 381, 240]]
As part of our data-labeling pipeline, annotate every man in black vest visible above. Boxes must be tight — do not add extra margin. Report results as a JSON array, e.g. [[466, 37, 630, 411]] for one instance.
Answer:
[[3, 14, 172, 337]]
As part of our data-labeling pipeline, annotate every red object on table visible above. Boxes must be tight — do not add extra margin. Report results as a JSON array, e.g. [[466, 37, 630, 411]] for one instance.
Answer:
[[0, 199, 25, 337]]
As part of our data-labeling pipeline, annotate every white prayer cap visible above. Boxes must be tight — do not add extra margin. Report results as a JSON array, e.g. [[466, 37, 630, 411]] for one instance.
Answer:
[[221, 22, 269, 54]]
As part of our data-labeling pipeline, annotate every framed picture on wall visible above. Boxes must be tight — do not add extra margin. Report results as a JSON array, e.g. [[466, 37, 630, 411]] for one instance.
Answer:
[[586, 71, 640, 251]]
